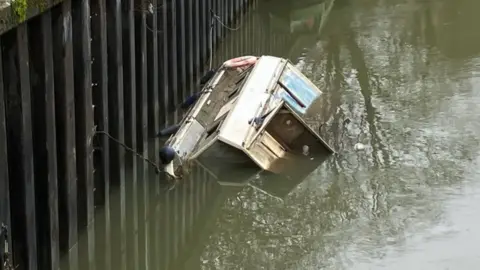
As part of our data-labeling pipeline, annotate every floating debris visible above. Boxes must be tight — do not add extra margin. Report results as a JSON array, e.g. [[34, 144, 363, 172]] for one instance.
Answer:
[[354, 143, 366, 151]]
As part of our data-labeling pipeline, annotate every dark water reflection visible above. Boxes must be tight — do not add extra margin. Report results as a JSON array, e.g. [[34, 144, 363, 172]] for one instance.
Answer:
[[77, 0, 480, 269]]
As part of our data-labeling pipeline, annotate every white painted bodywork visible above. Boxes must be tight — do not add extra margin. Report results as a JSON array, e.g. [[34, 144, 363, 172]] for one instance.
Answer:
[[169, 69, 226, 158], [171, 119, 204, 159], [218, 56, 286, 149]]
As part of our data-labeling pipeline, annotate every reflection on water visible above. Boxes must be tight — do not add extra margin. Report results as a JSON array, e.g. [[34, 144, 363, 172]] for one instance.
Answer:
[[76, 0, 480, 269]]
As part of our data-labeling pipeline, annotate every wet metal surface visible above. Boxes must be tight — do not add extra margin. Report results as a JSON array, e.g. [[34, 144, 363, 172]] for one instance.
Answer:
[[76, 0, 480, 269]]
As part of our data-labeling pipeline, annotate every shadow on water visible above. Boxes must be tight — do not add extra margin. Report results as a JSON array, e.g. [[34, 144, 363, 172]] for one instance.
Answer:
[[73, 0, 480, 269]]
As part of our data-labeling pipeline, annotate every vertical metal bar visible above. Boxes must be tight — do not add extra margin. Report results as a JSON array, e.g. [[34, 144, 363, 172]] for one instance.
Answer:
[[231, 0, 235, 23], [136, 8, 150, 269], [213, 0, 218, 66], [161, 0, 169, 127], [123, 0, 138, 269], [255, 1, 260, 53], [224, 0, 229, 24], [210, 0, 215, 65], [225, 0, 230, 61], [90, 0, 111, 268], [227, 0, 234, 59], [147, 0, 159, 152], [51, 1, 79, 268], [240, 1, 245, 55], [72, 0, 95, 268], [213, 0, 219, 65], [168, 0, 179, 122], [177, 0, 187, 101], [257, 6, 263, 54], [242, 2, 247, 54], [207, 0, 213, 63], [231, 0, 236, 57], [229, 2, 235, 59], [154, 5, 162, 267], [222, 0, 227, 37], [218, 0, 225, 62], [200, 0, 207, 66], [248, 3, 253, 55], [31, 6, 60, 270], [106, 0, 126, 269], [248, 0, 252, 55], [252, 0, 256, 50], [147, 2, 159, 267], [0, 38, 12, 270], [238, 0, 243, 56], [186, 0, 194, 92], [193, 0, 200, 82], [28, 16, 48, 270], [40, 11, 60, 269], [257, 6, 263, 56], [249, 3, 254, 54], [253, 2, 258, 56], [9, 24, 37, 269], [90, 0, 110, 269], [235, 0, 239, 17], [214, 0, 220, 49]]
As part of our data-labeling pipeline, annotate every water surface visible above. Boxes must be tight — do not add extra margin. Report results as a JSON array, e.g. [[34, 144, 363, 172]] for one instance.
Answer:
[[78, 0, 480, 269]]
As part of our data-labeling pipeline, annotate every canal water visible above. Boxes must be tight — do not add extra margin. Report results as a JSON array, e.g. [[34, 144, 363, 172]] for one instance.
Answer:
[[76, 0, 480, 269]]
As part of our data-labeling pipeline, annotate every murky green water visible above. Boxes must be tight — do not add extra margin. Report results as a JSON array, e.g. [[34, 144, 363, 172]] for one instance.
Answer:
[[196, 0, 480, 269], [78, 0, 480, 269]]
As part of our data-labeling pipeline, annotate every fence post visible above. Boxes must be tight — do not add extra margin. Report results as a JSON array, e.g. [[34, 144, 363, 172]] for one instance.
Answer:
[[168, 0, 179, 121], [177, 0, 187, 101], [193, 0, 200, 81], [146, 2, 160, 265], [135, 6, 150, 269], [147, 0, 160, 155], [17, 23, 38, 270], [200, 0, 208, 67], [0, 38, 12, 270], [90, 0, 111, 268], [106, 0, 126, 268], [123, 0, 139, 268], [160, 0, 170, 126], [72, 0, 96, 268], [41, 6, 61, 269], [186, 0, 194, 94], [28, 3, 60, 269], [52, 0, 79, 268]]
